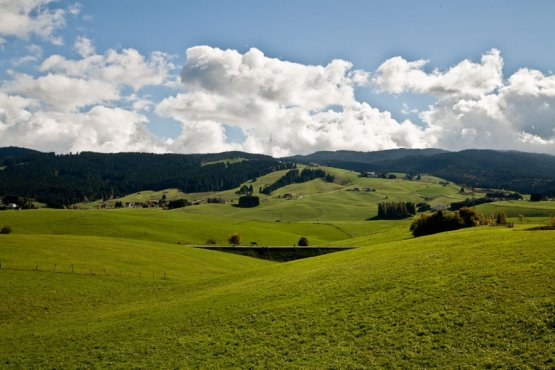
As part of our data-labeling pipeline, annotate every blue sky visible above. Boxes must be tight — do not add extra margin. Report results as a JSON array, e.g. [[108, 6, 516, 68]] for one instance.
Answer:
[[1, 0, 555, 155]]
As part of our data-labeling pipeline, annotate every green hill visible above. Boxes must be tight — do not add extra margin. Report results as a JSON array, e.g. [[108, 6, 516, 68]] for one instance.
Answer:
[[1, 162, 554, 367], [1, 227, 553, 368]]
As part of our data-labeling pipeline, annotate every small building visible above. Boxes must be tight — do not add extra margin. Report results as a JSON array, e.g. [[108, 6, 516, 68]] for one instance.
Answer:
[[7, 203, 19, 209], [365, 171, 377, 178]]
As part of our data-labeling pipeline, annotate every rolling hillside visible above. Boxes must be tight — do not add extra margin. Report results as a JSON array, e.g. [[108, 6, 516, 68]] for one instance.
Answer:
[[1, 227, 553, 368], [291, 149, 555, 195]]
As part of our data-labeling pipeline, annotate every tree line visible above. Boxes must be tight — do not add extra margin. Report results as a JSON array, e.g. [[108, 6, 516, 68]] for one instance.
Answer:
[[260, 168, 334, 195], [0, 148, 294, 208]]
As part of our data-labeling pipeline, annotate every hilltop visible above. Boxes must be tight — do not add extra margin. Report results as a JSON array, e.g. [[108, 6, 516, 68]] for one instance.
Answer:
[[2, 147, 555, 209]]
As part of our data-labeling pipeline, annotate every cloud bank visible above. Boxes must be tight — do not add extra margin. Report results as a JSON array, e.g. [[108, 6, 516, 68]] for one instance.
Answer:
[[157, 46, 432, 156], [1, 39, 173, 153], [374, 49, 555, 151], [1, 32, 555, 155]]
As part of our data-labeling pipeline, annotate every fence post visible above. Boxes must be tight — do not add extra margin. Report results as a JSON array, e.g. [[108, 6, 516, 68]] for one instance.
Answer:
[[71, 264, 74, 273], [35, 265, 38, 271]]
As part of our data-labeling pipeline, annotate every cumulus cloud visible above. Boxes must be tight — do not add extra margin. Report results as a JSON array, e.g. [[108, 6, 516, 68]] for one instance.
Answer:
[[73, 36, 95, 58], [0, 0, 67, 44], [3, 41, 555, 156], [0, 46, 174, 153], [158, 46, 431, 156], [4, 47, 173, 113], [374, 50, 555, 153], [0, 91, 164, 153], [373, 49, 504, 98], [40, 48, 174, 90]]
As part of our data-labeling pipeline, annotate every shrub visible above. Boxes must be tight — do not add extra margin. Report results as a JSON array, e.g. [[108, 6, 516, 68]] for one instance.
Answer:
[[168, 199, 191, 209], [458, 207, 484, 227], [205, 238, 217, 245], [0, 226, 12, 234], [410, 208, 484, 237], [238, 195, 260, 208], [228, 233, 241, 246], [495, 211, 508, 226], [298, 237, 309, 246]]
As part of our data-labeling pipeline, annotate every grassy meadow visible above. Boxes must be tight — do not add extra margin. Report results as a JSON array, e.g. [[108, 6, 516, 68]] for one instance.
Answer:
[[1, 166, 554, 367]]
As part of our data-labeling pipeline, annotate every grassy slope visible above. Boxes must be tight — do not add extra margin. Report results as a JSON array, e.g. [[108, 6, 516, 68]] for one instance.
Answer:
[[1, 227, 553, 368], [477, 200, 555, 217]]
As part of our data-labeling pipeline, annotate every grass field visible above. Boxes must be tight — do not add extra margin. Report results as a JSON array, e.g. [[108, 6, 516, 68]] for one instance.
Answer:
[[1, 166, 554, 367], [1, 227, 553, 368]]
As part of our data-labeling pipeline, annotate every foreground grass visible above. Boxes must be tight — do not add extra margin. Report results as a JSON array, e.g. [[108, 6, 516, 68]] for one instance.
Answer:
[[1, 227, 553, 368]]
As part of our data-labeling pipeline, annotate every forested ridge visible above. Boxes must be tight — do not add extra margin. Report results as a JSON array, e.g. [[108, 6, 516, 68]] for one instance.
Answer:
[[0, 148, 292, 207], [290, 149, 555, 196]]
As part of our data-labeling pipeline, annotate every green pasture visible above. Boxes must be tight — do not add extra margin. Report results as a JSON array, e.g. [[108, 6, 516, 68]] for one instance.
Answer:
[[1, 227, 553, 368]]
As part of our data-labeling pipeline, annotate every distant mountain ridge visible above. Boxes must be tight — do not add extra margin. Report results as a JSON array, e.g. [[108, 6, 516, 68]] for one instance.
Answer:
[[289, 148, 555, 195], [287, 148, 449, 166], [0, 148, 290, 207], [2, 146, 555, 207]]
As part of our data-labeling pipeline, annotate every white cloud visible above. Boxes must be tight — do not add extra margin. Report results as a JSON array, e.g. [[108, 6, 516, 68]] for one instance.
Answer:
[[0, 0, 66, 44], [73, 36, 95, 58], [40, 48, 174, 90], [7, 72, 119, 112], [0, 45, 174, 153], [375, 51, 555, 153], [4, 47, 174, 113], [373, 49, 503, 98], [0, 91, 164, 153], [158, 46, 431, 156]]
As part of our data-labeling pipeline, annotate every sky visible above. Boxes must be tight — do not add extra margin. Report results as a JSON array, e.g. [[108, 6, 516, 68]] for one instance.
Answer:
[[1, 0, 555, 156]]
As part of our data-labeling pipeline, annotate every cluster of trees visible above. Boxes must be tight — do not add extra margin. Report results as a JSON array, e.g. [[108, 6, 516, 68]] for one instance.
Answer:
[[376, 201, 416, 219], [450, 191, 524, 211], [410, 207, 484, 237], [530, 193, 550, 202], [236, 184, 254, 195], [0, 148, 294, 207], [0, 196, 37, 210], [237, 195, 260, 208], [167, 199, 191, 210], [260, 168, 334, 195]]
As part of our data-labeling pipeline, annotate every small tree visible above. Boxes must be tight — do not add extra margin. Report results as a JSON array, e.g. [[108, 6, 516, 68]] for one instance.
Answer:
[[0, 226, 12, 234], [495, 211, 508, 226], [228, 233, 241, 246], [298, 236, 309, 246]]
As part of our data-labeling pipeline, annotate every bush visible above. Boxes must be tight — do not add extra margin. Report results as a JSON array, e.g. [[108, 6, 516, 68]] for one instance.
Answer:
[[205, 238, 217, 245], [298, 237, 309, 246], [228, 233, 241, 246], [495, 211, 508, 226], [410, 208, 484, 237], [238, 195, 260, 208], [168, 199, 191, 209], [0, 226, 12, 234]]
